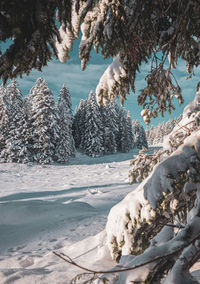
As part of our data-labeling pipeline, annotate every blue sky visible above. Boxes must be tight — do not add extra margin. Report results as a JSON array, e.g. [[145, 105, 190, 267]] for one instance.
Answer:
[[1, 39, 200, 127]]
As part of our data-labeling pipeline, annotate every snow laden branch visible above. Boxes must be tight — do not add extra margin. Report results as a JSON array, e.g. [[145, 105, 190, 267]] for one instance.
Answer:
[[107, 133, 200, 259], [96, 56, 130, 106], [58, 0, 200, 121], [53, 217, 200, 284], [2, 1, 200, 120], [129, 86, 200, 184], [102, 90, 200, 282]]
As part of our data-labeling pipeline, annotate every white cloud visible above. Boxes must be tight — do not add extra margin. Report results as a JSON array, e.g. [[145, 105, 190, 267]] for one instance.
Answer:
[[16, 60, 109, 106]]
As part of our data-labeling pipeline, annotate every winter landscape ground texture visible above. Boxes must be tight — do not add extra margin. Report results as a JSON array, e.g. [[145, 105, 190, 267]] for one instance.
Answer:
[[0, 150, 139, 284]]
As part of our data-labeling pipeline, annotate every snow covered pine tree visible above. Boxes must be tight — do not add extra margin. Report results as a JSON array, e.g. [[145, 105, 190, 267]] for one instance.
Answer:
[[26, 78, 60, 164], [55, 84, 75, 163], [100, 104, 117, 155], [118, 107, 134, 153], [72, 99, 87, 149], [0, 80, 29, 163], [80, 91, 104, 157], [132, 120, 148, 149]]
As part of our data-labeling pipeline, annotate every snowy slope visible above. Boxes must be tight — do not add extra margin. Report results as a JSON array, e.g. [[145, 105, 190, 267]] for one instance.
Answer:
[[0, 150, 138, 284]]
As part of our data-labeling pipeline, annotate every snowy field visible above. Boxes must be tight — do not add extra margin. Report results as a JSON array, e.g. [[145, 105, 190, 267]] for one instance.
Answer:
[[0, 150, 139, 284]]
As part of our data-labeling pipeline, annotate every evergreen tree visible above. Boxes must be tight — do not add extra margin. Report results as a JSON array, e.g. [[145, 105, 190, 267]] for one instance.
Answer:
[[81, 91, 104, 157], [0, 85, 7, 154], [110, 101, 121, 151], [106, 86, 200, 283], [133, 120, 148, 149], [23, 78, 47, 162], [126, 111, 134, 150], [0, 80, 29, 163], [72, 99, 87, 149], [107, 100, 120, 148], [100, 104, 117, 155], [138, 124, 148, 149], [146, 125, 156, 146], [118, 107, 132, 153], [55, 84, 75, 163], [27, 79, 60, 164]]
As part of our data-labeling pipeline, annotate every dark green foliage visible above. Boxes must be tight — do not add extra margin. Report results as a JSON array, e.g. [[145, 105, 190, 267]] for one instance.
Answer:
[[1, 1, 200, 122], [0, 0, 72, 83]]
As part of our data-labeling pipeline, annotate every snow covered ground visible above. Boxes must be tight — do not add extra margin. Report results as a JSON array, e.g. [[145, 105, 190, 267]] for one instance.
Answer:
[[0, 150, 139, 284]]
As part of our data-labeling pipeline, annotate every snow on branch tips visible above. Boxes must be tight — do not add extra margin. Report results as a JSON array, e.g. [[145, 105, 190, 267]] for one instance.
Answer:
[[55, 26, 74, 62], [103, 87, 200, 282], [96, 56, 129, 106]]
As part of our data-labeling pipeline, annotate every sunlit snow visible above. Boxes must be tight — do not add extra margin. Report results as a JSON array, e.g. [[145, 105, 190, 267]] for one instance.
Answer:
[[0, 150, 138, 283]]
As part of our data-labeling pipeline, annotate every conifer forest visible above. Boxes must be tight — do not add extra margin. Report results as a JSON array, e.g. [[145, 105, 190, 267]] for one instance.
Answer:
[[0, 78, 148, 164]]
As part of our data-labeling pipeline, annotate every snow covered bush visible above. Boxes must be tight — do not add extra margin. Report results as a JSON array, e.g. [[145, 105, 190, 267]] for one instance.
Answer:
[[100, 87, 200, 283]]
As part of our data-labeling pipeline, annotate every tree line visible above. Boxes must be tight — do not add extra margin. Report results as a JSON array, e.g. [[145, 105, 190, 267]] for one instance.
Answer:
[[73, 91, 132, 157], [0, 79, 148, 164], [146, 115, 182, 146]]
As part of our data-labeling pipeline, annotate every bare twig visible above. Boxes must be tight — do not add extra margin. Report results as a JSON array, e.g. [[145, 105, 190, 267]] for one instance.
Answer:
[[53, 232, 200, 276], [157, 222, 185, 229]]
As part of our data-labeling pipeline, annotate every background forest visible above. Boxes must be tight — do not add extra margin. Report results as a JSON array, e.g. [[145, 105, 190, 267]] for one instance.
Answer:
[[0, 79, 148, 164]]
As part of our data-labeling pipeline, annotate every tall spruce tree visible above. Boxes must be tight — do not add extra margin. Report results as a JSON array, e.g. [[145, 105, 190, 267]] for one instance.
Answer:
[[110, 100, 121, 151], [0, 85, 7, 154], [100, 104, 117, 155], [126, 111, 134, 150], [23, 77, 47, 162], [118, 107, 133, 153], [133, 120, 148, 149], [27, 79, 60, 164], [0, 80, 29, 163], [72, 99, 87, 149], [81, 91, 104, 157], [107, 100, 120, 144], [55, 84, 75, 163]]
